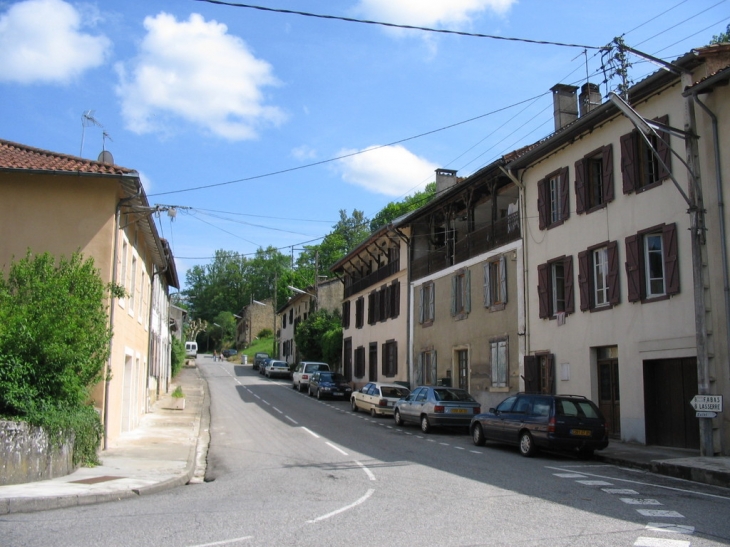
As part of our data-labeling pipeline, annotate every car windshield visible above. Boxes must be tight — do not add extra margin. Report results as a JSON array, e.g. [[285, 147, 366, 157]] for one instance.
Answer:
[[433, 388, 475, 402], [319, 373, 346, 382], [556, 399, 600, 418], [272, 362, 287, 367], [381, 386, 409, 398]]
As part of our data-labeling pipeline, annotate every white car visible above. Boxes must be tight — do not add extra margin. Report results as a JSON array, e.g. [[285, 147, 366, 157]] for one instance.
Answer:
[[265, 360, 291, 379], [292, 361, 330, 392], [351, 382, 410, 417]]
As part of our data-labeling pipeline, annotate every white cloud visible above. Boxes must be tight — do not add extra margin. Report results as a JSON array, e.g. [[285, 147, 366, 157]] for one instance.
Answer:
[[291, 145, 317, 161], [355, 0, 515, 27], [115, 12, 286, 140], [0, 0, 110, 84], [336, 145, 438, 197]]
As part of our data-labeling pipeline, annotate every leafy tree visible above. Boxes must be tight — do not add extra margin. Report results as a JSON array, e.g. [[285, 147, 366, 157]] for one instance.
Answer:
[[294, 309, 342, 364], [213, 310, 236, 349], [710, 23, 730, 44], [369, 182, 436, 232]]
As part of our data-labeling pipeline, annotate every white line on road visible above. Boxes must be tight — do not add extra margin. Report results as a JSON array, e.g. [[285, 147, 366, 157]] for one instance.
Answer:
[[602, 488, 639, 495], [354, 460, 376, 481], [454, 446, 465, 450], [188, 535, 253, 547], [646, 523, 694, 535], [262, 400, 270, 405], [326, 442, 347, 455], [636, 509, 685, 518], [634, 537, 690, 547], [470, 450, 483, 454], [286, 416, 298, 424], [272, 407, 283, 414], [307, 489, 375, 523], [620, 498, 662, 505], [301, 427, 319, 438], [576, 480, 613, 486]]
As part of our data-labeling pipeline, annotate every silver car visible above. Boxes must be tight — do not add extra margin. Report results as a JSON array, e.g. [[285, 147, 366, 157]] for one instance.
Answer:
[[394, 386, 481, 433]]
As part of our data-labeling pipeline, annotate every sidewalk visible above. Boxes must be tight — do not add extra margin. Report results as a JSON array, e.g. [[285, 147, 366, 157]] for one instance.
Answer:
[[0, 365, 210, 515], [0, 368, 728, 514]]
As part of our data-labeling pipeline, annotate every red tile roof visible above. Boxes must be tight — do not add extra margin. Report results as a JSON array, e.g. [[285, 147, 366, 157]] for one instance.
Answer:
[[0, 138, 136, 176]]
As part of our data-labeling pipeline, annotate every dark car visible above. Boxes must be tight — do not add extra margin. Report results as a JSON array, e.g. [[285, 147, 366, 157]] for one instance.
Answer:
[[470, 393, 609, 458], [221, 349, 237, 358], [253, 352, 270, 370], [308, 371, 353, 400], [393, 386, 481, 433]]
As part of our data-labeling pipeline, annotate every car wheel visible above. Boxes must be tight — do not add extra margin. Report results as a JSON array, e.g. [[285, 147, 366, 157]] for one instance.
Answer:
[[292, 382, 296, 390], [519, 431, 537, 457], [370, 408, 377, 418], [298, 382, 303, 392], [472, 423, 486, 446], [351, 399, 359, 412], [316, 389, 322, 400], [394, 409, 403, 426], [420, 415, 431, 434]]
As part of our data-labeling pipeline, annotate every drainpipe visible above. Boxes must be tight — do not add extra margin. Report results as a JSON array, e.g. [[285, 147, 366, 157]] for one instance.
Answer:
[[692, 92, 730, 377], [104, 182, 141, 450], [394, 226, 411, 387]]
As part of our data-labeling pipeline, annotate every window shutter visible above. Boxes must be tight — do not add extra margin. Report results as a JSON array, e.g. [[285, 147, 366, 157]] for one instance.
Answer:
[[655, 115, 671, 181], [620, 132, 637, 194], [431, 350, 438, 386], [416, 353, 423, 386], [368, 292, 375, 324], [663, 223, 680, 295], [465, 269, 471, 313], [537, 177, 547, 230], [564, 255, 575, 314], [607, 240, 620, 304], [393, 281, 400, 318], [537, 263, 549, 318], [574, 159, 586, 214], [625, 234, 641, 302], [500, 255, 508, 304], [418, 287, 424, 323], [559, 167, 570, 221], [523, 355, 538, 393], [451, 276, 457, 316], [578, 250, 590, 312], [603, 144, 615, 203], [429, 285, 435, 321], [483, 263, 492, 307]]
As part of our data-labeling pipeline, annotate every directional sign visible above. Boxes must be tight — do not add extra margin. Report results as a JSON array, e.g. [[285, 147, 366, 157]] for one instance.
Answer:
[[695, 411, 717, 418], [690, 395, 723, 412]]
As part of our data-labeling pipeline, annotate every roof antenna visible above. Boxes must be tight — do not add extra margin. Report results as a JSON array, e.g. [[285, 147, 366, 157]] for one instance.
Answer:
[[80, 110, 103, 158], [98, 130, 114, 165]]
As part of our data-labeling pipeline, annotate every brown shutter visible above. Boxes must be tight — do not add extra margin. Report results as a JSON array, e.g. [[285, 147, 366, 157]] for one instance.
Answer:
[[537, 263, 549, 318], [655, 115, 671, 181], [625, 234, 641, 302], [546, 354, 555, 394], [663, 223, 680, 295], [603, 144, 614, 203], [523, 355, 538, 393], [578, 250, 590, 311], [607, 240, 620, 305], [564, 255, 575, 314], [574, 159, 586, 214], [560, 167, 570, 221], [537, 177, 547, 230], [620, 132, 636, 194]]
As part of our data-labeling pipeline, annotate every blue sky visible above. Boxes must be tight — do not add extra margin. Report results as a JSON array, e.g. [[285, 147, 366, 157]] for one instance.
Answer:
[[1, 0, 727, 287]]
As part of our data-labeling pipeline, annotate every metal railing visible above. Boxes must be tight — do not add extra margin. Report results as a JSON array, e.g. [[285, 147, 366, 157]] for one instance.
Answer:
[[344, 259, 400, 298]]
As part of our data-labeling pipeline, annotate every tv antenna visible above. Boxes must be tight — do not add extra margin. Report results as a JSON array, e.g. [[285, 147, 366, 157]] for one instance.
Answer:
[[80, 110, 103, 158]]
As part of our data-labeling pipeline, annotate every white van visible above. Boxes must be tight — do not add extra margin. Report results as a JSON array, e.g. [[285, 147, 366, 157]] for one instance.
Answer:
[[185, 341, 198, 359]]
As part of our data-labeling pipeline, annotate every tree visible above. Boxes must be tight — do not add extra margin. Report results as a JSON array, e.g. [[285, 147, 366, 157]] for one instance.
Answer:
[[294, 309, 342, 365], [369, 182, 436, 232], [710, 23, 730, 44]]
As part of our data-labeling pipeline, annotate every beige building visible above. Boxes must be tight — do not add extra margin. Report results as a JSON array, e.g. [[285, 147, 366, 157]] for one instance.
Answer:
[[506, 47, 730, 455], [0, 139, 174, 448]]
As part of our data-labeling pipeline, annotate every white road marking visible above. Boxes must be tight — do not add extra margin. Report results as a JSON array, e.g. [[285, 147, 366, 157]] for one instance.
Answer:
[[454, 446, 465, 450], [603, 488, 639, 495], [302, 427, 319, 438], [439, 443, 449, 446], [326, 442, 348, 455], [188, 536, 253, 547], [634, 537, 690, 547], [621, 498, 662, 505], [262, 400, 270, 406], [307, 489, 375, 523], [286, 416, 298, 424], [636, 510, 684, 518], [354, 460, 376, 481], [470, 450, 483, 454], [254, 394, 261, 399], [646, 523, 695, 535], [576, 480, 613, 486], [272, 407, 283, 414], [553, 473, 587, 478]]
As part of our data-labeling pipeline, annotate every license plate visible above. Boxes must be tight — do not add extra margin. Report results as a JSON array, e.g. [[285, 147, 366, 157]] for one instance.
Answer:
[[571, 429, 592, 437], [451, 408, 468, 414], [333, 392, 342, 396]]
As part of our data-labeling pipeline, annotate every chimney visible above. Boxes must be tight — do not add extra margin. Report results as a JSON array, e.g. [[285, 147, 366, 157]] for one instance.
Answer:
[[550, 84, 578, 131], [579, 83, 602, 117], [435, 168, 458, 193]]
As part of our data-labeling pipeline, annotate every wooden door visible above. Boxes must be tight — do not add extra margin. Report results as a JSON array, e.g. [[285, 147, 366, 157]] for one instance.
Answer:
[[598, 358, 620, 438]]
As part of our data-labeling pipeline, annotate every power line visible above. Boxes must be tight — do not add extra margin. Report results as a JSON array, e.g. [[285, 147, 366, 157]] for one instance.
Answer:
[[194, 0, 604, 50]]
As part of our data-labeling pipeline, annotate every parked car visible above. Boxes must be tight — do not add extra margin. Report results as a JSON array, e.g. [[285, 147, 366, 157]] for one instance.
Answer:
[[265, 360, 291, 379], [221, 349, 237, 358], [393, 386, 480, 433], [308, 371, 353, 400], [253, 352, 269, 370], [185, 341, 198, 359], [292, 361, 330, 392], [351, 382, 410, 417], [259, 357, 270, 375], [470, 393, 609, 458]]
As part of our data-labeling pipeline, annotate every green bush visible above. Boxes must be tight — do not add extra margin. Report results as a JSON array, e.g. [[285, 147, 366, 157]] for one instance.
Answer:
[[170, 336, 185, 378], [257, 328, 273, 339]]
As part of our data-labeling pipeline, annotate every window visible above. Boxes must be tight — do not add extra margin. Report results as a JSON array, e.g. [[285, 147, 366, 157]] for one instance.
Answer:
[[620, 115, 670, 194], [355, 296, 364, 328], [367, 291, 376, 325], [490, 337, 508, 388], [537, 167, 569, 229], [129, 256, 137, 316], [537, 256, 575, 319], [119, 241, 128, 307], [575, 145, 614, 214], [342, 300, 351, 329], [578, 241, 619, 311], [484, 255, 507, 309], [382, 340, 397, 377], [418, 282, 435, 325], [388, 280, 400, 319], [416, 349, 437, 385], [283, 312, 287, 329], [369, 342, 378, 381], [456, 349, 469, 390], [625, 223, 679, 302], [354, 346, 366, 378], [451, 269, 471, 318]]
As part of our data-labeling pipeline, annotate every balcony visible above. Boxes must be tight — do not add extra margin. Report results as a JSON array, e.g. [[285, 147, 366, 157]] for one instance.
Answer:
[[344, 258, 400, 298]]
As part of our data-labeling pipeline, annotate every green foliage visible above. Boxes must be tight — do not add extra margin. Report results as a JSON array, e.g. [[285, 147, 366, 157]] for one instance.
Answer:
[[369, 182, 436, 232], [170, 336, 185, 378], [171, 385, 184, 398], [321, 326, 343, 368], [257, 328, 273, 338], [241, 334, 275, 362], [294, 309, 342, 363], [710, 23, 730, 44]]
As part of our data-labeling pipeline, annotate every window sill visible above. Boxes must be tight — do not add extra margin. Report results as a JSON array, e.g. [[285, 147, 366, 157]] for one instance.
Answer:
[[420, 320, 434, 328], [641, 294, 670, 304], [589, 304, 613, 313], [488, 303, 506, 312], [585, 203, 608, 214]]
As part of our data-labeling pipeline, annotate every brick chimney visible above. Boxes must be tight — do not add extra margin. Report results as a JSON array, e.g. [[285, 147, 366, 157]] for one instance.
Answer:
[[579, 83, 602, 117], [435, 168, 458, 193], [551, 84, 578, 131]]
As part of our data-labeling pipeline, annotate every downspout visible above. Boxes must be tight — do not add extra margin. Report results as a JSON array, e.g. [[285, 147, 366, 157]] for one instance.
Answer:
[[394, 226, 411, 387], [692, 92, 730, 376], [104, 183, 141, 450]]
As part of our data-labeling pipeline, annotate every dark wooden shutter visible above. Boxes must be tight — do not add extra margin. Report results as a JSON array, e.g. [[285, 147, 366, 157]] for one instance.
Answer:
[[625, 234, 641, 302], [607, 240, 620, 305], [564, 255, 575, 314], [620, 132, 636, 194], [546, 354, 555, 394], [367, 292, 375, 324], [537, 177, 547, 230], [523, 355, 538, 393], [603, 144, 615, 203], [663, 223, 680, 295], [574, 159, 586, 214], [578, 250, 590, 311], [560, 167, 570, 221], [537, 263, 549, 318], [655, 115, 671, 181]]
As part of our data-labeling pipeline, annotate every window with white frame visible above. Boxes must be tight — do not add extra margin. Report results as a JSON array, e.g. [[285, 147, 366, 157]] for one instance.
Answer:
[[129, 256, 137, 316], [419, 282, 435, 325], [625, 223, 679, 303], [416, 349, 436, 386], [451, 269, 470, 318]]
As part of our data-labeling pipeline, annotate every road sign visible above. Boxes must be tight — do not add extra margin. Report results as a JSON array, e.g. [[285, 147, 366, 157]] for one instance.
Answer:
[[695, 411, 717, 418], [690, 395, 723, 412]]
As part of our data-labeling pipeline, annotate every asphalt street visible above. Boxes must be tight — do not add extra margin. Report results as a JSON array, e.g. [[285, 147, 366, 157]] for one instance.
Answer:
[[2, 360, 730, 547]]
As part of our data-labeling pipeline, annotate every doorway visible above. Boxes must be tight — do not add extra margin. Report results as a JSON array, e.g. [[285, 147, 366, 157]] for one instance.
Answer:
[[597, 347, 620, 438]]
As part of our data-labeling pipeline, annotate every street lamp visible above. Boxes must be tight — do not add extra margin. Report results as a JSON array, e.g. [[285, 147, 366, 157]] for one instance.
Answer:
[[287, 285, 315, 297]]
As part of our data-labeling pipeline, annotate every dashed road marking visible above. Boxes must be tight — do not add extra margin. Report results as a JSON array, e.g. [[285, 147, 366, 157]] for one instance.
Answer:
[[326, 441, 347, 455], [554, 473, 587, 478], [602, 488, 639, 495], [286, 416, 298, 424], [576, 480, 613, 486], [272, 407, 283, 414], [621, 498, 663, 505], [646, 523, 694, 535], [302, 427, 319, 438], [633, 537, 690, 547], [636, 510, 684, 518]]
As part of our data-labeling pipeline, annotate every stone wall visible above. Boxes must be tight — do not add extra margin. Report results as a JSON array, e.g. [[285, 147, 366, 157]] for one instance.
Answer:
[[0, 420, 75, 486]]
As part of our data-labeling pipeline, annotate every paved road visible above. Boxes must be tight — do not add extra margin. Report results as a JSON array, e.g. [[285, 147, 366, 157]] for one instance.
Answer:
[[2, 360, 730, 547]]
